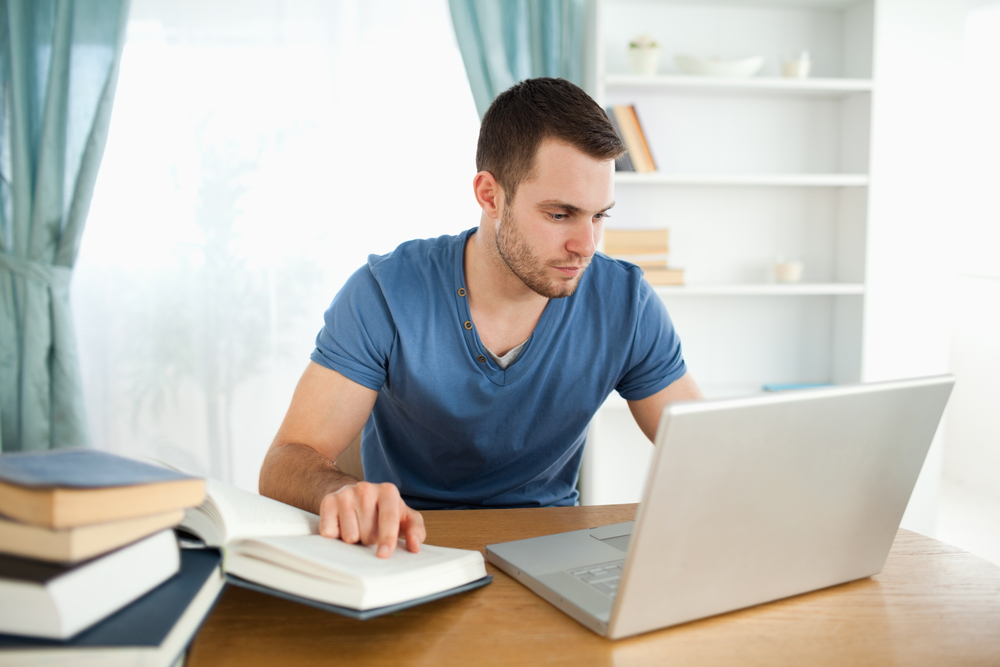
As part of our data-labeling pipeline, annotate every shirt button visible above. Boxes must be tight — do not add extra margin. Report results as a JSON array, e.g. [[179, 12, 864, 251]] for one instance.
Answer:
[[464, 320, 473, 330], [457, 288, 466, 297], [478, 355, 486, 363]]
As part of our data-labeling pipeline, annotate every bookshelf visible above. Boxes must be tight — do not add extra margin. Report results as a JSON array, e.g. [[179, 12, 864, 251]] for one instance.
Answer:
[[604, 74, 875, 97], [614, 173, 869, 186], [582, 0, 878, 505], [654, 283, 865, 296]]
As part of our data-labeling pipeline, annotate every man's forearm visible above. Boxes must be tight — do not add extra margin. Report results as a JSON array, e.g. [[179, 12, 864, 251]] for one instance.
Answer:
[[259, 442, 359, 514]]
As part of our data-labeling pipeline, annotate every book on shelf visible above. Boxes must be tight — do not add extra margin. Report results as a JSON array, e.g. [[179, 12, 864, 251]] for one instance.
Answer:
[[641, 267, 686, 286], [603, 228, 680, 277], [604, 107, 634, 172], [0, 449, 205, 529], [0, 548, 225, 667], [611, 105, 656, 173], [603, 228, 670, 257], [0, 530, 181, 639], [178, 479, 491, 618]]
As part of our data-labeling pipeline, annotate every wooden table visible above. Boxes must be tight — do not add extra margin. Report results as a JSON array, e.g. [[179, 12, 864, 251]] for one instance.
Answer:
[[186, 504, 1000, 666]]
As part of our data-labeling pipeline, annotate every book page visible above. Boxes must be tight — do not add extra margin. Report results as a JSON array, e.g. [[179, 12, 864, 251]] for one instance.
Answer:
[[232, 535, 482, 584], [206, 480, 319, 542]]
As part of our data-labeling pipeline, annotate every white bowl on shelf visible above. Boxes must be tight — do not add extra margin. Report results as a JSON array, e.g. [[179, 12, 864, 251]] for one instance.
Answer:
[[674, 54, 765, 78]]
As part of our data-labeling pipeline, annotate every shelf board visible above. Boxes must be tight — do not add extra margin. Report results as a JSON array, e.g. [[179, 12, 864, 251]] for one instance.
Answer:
[[603, 74, 874, 98], [653, 283, 866, 296], [614, 173, 869, 187]]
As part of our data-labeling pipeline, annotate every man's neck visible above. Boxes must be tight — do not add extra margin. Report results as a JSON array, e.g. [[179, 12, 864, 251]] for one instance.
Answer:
[[463, 224, 548, 357]]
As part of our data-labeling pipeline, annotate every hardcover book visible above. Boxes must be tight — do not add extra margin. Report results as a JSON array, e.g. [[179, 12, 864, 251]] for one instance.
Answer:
[[178, 479, 490, 618], [0, 530, 180, 639], [0, 510, 185, 564], [0, 449, 204, 529], [0, 548, 225, 667], [611, 105, 656, 173]]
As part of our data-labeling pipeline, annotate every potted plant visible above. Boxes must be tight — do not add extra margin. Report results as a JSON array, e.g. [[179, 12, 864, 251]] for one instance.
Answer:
[[628, 33, 661, 75]]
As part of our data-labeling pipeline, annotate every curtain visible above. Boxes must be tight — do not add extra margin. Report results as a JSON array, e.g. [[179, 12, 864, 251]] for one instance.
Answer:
[[0, 0, 129, 452], [448, 0, 587, 119]]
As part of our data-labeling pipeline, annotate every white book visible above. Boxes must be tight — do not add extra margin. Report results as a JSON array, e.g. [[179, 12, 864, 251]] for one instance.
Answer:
[[179, 480, 489, 615], [0, 530, 180, 639]]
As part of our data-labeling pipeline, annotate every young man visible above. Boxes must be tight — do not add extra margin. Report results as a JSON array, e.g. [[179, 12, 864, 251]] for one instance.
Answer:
[[259, 78, 702, 558]]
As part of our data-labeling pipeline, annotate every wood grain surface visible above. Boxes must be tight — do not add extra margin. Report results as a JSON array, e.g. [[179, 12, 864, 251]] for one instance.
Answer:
[[185, 504, 1000, 667]]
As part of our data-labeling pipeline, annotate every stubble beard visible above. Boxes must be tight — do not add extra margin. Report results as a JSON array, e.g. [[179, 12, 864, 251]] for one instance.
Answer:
[[494, 205, 589, 300]]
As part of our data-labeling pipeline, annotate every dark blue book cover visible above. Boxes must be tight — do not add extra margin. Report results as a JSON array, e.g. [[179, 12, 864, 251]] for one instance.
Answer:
[[605, 107, 635, 172], [0, 449, 196, 488], [226, 572, 492, 620], [0, 549, 224, 658]]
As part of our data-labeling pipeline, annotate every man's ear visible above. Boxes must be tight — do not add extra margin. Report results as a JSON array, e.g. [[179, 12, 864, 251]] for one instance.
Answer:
[[473, 171, 503, 220]]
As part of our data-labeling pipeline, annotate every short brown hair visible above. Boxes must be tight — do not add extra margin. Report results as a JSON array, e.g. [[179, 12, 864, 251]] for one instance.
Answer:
[[476, 78, 625, 200]]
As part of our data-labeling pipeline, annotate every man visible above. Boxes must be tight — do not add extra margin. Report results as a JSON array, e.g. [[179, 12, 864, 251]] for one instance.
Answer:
[[259, 78, 702, 559]]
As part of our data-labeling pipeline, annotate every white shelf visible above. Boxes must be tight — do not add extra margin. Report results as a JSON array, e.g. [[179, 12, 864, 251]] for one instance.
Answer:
[[603, 74, 874, 98], [614, 172, 869, 187], [653, 283, 866, 296]]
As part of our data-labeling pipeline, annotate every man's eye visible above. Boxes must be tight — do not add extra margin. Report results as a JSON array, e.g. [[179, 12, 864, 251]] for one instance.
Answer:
[[549, 213, 568, 221], [594, 212, 610, 221]]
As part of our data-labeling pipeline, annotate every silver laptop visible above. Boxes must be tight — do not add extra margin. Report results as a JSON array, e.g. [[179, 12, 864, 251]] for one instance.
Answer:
[[485, 375, 954, 639]]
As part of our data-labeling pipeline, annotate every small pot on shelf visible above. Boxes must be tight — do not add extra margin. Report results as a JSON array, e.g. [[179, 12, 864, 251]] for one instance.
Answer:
[[628, 34, 661, 75]]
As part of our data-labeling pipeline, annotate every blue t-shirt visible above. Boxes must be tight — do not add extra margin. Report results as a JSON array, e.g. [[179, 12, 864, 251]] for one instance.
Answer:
[[310, 228, 687, 509]]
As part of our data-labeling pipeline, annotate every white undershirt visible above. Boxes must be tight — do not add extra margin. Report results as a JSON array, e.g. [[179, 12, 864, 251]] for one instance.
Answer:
[[482, 339, 529, 370]]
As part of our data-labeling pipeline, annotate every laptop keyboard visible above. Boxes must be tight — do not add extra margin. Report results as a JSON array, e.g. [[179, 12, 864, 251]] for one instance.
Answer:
[[568, 559, 625, 597]]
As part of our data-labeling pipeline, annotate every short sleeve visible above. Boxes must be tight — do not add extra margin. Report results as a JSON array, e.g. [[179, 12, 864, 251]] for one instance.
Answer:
[[310, 263, 396, 391], [615, 279, 688, 401]]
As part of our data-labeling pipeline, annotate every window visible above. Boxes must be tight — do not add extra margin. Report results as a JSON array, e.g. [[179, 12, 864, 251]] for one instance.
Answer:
[[72, 0, 481, 490]]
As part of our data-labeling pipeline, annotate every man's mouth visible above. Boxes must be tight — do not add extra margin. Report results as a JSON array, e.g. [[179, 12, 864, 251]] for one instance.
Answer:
[[553, 265, 587, 277]]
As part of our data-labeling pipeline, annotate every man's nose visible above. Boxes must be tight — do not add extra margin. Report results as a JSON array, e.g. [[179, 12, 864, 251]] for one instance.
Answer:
[[567, 221, 597, 258]]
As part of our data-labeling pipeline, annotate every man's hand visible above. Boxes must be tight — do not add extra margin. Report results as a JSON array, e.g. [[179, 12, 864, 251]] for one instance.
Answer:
[[318, 481, 426, 558]]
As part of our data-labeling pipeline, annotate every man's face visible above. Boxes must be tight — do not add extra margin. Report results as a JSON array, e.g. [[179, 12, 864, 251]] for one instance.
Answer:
[[494, 140, 615, 299]]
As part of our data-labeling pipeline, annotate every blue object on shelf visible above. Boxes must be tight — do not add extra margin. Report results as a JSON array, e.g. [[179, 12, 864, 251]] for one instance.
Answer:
[[762, 383, 835, 392]]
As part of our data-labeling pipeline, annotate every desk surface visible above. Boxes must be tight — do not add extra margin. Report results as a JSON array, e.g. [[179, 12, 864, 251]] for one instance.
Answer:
[[187, 504, 1000, 667]]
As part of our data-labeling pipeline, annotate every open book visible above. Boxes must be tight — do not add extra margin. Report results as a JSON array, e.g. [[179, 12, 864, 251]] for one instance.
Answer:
[[178, 480, 490, 618]]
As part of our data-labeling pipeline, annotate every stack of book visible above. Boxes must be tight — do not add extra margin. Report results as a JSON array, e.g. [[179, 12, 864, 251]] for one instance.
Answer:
[[603, 228, 685, 286], [0, 449, 220, 665], [606, 105, 656, 173]]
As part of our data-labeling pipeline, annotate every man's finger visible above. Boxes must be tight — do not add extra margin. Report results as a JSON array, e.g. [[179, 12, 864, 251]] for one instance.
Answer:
[[336, 491, 361, 544], [354, 483, 382, 546], [375, 485, 402, 558], [400, 504, 426, 553], [318, 493, 341, 539]]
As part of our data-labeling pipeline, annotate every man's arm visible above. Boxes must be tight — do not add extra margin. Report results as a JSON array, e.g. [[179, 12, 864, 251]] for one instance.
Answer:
[[627, 372, 704, 442], [259, 362, 426, 558]]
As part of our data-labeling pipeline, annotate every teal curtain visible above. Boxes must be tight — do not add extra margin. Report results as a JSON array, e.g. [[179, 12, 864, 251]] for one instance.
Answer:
[[0, 0, 129, 452], [448, 0, 587, 119]]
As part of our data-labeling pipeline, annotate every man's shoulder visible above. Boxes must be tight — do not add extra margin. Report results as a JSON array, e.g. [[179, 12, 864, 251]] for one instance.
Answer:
[[580, 251, 647, 297], [366, 229, 471, 279]]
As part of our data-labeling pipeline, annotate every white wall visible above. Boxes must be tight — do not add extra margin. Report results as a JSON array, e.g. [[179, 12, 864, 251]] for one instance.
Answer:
[[935, 2, 1000, 562], [945, 277, 1000, 491], [863, 0, 967, 535]]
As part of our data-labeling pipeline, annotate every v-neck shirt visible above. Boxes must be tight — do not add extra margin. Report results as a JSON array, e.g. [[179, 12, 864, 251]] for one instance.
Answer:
[[310, 228, 687, 509], [483, 338, 528, 370]]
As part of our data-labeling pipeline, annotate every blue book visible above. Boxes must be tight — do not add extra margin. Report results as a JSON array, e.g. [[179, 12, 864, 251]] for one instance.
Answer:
[[0, 548, 225, 666], [0, 449, 195, 488], [0, 449, 204, 529]]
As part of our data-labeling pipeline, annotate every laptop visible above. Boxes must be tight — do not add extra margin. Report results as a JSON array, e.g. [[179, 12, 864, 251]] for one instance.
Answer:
[[485, 375, 955, 639]]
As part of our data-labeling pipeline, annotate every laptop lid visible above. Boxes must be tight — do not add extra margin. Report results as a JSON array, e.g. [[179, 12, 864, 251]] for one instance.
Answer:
[[608, 375, 954, 638]]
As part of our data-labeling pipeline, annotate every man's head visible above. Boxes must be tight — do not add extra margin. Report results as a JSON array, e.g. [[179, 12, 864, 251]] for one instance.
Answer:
[[476, 78, 626, 202], [473, 79, 625, 299]]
